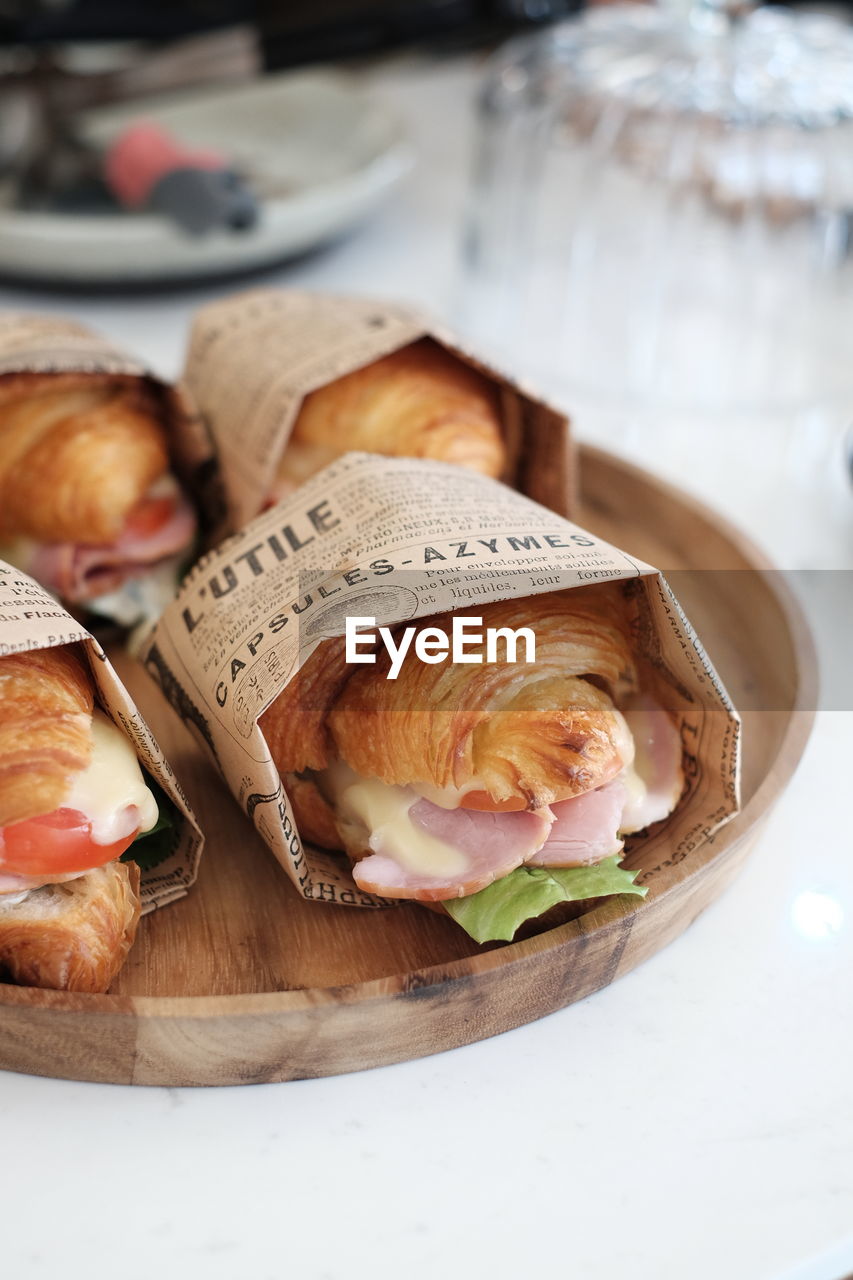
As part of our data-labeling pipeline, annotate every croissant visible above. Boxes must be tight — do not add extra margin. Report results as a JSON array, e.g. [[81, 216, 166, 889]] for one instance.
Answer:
[[0, 373, 169, 545], [260, 587, 684, 908], [0, 860, 140, 992], [274, 339, 507, 494], [330, 591, 636, 807], [0, 372, 196, 615], [0, 645, 93, 829], [265, 588, 635, 808], [0, 646, 157, 990]]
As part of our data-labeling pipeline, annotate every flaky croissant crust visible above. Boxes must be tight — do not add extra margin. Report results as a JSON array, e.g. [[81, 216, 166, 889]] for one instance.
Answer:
[[0, 372, 169, 544], [0, 646, 93, 829], [260, 635, 352, 778], [0, 859, 140, 992], [277, 339, 507, 490], [263, 586, 638, 813]]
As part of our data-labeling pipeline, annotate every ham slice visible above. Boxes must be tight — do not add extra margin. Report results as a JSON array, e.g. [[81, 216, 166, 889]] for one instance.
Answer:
[[527, 778, 626, 867], [29, 486, 196, 603], [620, 695, 684, 832], [528, 695, 683, 863], [352, 796, 553, 901]]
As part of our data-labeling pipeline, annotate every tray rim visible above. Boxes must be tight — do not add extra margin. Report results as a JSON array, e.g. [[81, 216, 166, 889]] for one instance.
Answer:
[[0, 445, 817, 1021]]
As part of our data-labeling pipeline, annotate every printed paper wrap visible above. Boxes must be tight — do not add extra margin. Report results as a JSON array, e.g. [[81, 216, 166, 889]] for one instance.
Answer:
[[140, 453, 740, 909], [0, 561, 203, 911], [181, 288, 573, 535]]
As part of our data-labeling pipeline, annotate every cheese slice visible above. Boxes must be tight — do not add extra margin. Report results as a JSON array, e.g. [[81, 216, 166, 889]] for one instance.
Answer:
[[66, 709, 159, 845], [325, 763, 469, 878]]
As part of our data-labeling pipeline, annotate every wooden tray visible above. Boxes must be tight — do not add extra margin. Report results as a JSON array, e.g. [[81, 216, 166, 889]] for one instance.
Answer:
[[0, 447, 816, 1086]]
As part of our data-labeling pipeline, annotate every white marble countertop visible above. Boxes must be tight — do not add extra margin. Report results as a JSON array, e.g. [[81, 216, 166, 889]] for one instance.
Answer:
[[0, 54, 851, 1280]]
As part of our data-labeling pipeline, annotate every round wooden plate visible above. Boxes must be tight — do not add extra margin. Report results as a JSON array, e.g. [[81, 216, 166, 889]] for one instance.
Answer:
[[0, 447, 816, 1086]]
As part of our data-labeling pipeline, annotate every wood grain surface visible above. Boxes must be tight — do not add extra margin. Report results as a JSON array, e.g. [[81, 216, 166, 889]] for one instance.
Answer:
[[0, 446, 816, 1086]]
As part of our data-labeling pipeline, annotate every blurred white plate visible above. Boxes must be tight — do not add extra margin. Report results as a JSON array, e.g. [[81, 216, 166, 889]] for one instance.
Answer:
[[0, 70, 413, 285]]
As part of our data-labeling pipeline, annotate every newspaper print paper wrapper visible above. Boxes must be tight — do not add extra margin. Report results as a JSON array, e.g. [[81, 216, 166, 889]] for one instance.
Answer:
[[180, 288, 574, 537], [140, 453, 740, 910], [0, 311, 201, 486], [0, 561, 203, 912]]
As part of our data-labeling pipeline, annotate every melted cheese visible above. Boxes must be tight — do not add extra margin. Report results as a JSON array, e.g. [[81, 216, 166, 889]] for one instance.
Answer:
[[66, 709, 159, 845], [611, 708, 636, 770], [324, 764, 469, 878]]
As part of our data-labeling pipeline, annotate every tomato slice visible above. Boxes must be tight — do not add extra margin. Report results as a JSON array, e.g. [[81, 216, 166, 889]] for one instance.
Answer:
[[122, 495, 175, 540], [0, 808, 138, 876], [459, 791, 527, 812]]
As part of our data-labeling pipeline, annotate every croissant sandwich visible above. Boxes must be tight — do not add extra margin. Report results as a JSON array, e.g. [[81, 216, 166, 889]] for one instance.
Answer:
[[260, 587, 685, 943], [0, 644, 162, 991], [0, 372, 196, 628], [272, 339, 507, 499]]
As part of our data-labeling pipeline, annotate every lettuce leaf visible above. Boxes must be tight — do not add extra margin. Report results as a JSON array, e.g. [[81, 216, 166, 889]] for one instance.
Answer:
[[443, 857, 647, 944], [120, 778, 180, 872]]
